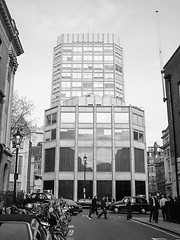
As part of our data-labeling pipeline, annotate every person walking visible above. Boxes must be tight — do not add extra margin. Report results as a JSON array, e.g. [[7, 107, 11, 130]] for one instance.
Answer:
[[98, 196, 108, 219], [126, 198, 132, 220], [160, 194, 167, 221], [88, 196, 99, 219], [149, 195, 159, 223]]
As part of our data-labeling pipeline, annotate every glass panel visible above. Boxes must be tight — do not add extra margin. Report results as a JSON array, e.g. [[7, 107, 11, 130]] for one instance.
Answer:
[[115, 129, 129, 141], [97, 113, 111, 123], [96, 148, 112, 172], [115, 112, 129, 123], [43, 180, 54, 194], [97, 181, 112, 200], [44, 148, 55, 172], [135, 148, 145, 173], [96, 129, 111, 140], [78, 129, 93, 140], [52, 113, 57, 124], [78, 180, 93, 199], [78, 148, 93, 172], [59, 147, 75, 171], [135, 181, 145, 196], [116, 181, 131, 201], [115, 147, 130, 172], [51, 129, 56, 140], [61, 113, 75, 123], [60, 129, 75, 139], [59, 180, 73, 199], [79, 112, 93, 123], [46, 115, 51, 125]]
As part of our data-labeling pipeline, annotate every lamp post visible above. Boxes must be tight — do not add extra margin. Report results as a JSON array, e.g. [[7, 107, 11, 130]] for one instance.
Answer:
[[83, 154, 87, 200], [13, 128, 23, 205]]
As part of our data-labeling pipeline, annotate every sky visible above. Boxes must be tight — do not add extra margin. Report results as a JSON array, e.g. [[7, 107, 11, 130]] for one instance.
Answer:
[[5, 0, 180, 146]]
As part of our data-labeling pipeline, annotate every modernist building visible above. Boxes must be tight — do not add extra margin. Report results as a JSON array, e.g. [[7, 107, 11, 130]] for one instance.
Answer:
[[42, 34, 148, 201], [0, 0, 23, 191], [163, 46, 180, 198]]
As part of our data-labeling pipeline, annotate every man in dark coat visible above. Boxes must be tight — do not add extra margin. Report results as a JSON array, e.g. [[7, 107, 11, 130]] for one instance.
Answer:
[[126, 198, 132, 220], [149, 195, 159, 223], [98, 196, 108, 219], [88, 196, 99, 219]]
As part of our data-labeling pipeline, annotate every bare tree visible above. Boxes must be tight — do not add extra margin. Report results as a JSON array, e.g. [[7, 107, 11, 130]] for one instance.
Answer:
[[11, 91, 35, 137]]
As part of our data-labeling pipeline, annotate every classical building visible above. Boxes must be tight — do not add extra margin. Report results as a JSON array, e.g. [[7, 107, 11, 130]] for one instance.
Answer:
[[42, 34, 148, 201], [161, 127, 173, 197], [147, 142, 165, 196], [163, 46, 180, 198], [0, 0, 23, 191]]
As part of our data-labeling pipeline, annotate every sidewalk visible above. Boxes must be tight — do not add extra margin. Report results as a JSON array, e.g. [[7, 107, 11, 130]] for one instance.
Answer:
[[132, 215, 180, 236]]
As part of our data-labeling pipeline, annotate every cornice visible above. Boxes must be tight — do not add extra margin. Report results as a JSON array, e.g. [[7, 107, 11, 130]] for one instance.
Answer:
[[0, 0, 24, 56]]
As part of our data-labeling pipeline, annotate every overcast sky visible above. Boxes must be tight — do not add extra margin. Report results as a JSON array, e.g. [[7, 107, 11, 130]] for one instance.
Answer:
[[5, 0, 180, 146]]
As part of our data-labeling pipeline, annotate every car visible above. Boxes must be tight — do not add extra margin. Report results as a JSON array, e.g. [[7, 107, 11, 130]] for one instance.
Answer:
[[24, 192, 56, 205], [0, 214, 52, 240], [76, 198, 92, 208], [63, 199, 83, 215], [109, 196, 150, 214]]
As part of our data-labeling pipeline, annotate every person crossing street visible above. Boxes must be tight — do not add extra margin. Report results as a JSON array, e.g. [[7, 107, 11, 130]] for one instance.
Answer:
[[88, 196, 99, 219], [98, 196, 108, 219]]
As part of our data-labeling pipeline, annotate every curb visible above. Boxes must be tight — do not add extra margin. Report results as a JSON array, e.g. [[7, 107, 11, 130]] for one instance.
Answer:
[[132, 218, 180, 237]]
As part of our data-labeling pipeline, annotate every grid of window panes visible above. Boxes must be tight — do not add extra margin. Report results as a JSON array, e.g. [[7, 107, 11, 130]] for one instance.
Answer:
[[51, 34, 124, 105]]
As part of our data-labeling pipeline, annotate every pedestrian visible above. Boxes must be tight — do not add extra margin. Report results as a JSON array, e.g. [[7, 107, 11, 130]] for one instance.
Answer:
[[160, 194, 167, 221], [126, 198, 132, 220], [98, 196, 108, 219], [88, 196, 99, 219], [149, 195, 159, 223]]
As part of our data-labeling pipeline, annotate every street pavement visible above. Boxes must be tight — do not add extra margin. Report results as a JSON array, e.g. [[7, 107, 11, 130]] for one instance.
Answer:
[[132, 214, 180, 236]]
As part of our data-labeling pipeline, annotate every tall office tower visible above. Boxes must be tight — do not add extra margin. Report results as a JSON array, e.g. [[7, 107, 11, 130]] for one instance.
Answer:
[[51, 34, 124, 106], [43, 34, 148, 201]]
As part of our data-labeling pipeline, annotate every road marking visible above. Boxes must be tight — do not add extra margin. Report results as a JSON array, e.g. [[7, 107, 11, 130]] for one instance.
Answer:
[[67, 229, 74, 236], [152, 238, 167, 240]]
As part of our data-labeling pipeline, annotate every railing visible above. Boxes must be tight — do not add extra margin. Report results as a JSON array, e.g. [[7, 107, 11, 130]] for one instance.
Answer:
[[0, 190, 25, 208]]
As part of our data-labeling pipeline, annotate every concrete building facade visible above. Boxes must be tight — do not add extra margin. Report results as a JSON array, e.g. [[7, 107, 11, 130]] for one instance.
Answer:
[[42, 34, 148, 201], [163, 46, 180, 198]]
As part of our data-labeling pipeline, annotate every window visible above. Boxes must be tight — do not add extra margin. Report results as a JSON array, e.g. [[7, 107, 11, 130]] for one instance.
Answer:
[[46, 113, 57, 125], [97, 129, 111, 140], [44, 148, 55, 172], [97, 112, 111, 123], [78, 129, 93, 140], [60, 129, 75, 139], [133, 130, 144, 142], [115, 147, 130, 171], [133, 114, 143, 126], [59, 147, 75, 171], [79, 112, 93, 123], [115, 112, 129, 123], [115, 129, 129, 141], [134, 148, 145, 173], [45, 129, 56, 141], [61, 112, 75, 123]]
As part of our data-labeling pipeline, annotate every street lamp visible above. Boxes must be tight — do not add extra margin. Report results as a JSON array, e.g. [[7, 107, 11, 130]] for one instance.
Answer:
[[83, 154, 87, 200], [12, 128, 23, 205]]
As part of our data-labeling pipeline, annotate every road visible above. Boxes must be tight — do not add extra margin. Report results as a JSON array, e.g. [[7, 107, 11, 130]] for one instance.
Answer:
[[66, 210, 180, 240]]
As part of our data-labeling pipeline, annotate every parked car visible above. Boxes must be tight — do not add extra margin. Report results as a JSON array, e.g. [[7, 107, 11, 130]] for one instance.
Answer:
[[77, 198, 101, 209], [0, 214, 52, 240], [63, 199, 83, 215], [109, 196, 150, 214], [24, 192, 56, 205], [76, 198, 92, 208]]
